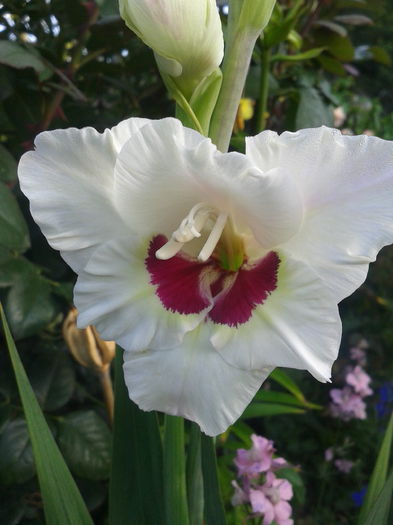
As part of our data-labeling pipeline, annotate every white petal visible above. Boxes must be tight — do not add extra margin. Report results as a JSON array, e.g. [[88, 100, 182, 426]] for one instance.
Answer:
[[246, 127, 393, 300], [210, 254, 342, 382], [74, 236, 208, 351], [18, 118, 148, 273], [114, 118, 303, 249], [123, 327, 272, 436]]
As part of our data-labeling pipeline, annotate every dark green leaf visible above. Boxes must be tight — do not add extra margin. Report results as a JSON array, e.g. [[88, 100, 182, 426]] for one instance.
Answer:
[[314, 20, 348, 37], [362, 470, 393, 525], [358, 412, 393, 524], [29, 351, 76, 412], [271, 47, 325, 62], [315, 33, 354, 61], [241, 402, 305, 419], [5, 267, 55, 339], [318, 56, 347, 76], [58, 410, 111, 480], [109, 347, 164, 525], [201, 434, 227, 525], [186, 423, 204, 525], [0, 41, 48, 77], [0, 182, 30, 252], [0, 304, 93, 525], [0, 418, 35, 485], [0, 144, 17, 183], [163, 415, 189, 525]]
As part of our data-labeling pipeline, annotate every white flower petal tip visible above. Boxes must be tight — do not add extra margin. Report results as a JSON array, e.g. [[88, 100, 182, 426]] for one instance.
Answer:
[[122, 331, 274, 436], [17, 118, 149, 273], [246, 126, 393, 301]]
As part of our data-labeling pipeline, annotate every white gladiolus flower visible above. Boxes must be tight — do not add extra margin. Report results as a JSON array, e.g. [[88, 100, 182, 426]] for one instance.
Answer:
[[119, 0, 224, 82], [18, 118, 393, 435]]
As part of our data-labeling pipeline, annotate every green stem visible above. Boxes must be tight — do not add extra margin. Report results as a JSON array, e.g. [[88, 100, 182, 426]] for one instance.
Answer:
[[109, 348, 164, 525], [256, 47, 271, 132], [209, 20, 260, 152], [201, 434, 228, 525], [163, 415, 190, 525], [186, 423, 204, 525]]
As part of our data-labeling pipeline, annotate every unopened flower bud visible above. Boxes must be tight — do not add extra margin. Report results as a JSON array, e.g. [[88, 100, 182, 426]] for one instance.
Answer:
[[119, 0, 224, 85], [237, 0, 276, 32], [63, 308, 115, 372]]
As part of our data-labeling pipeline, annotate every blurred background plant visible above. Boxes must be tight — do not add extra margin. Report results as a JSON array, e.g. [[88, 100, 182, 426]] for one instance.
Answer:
[[0, 0, 393, 523]]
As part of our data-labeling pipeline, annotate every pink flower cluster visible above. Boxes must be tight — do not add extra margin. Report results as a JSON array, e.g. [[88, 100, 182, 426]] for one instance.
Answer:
[[232, 434, 294, 525], [329, 345, 373, 421]]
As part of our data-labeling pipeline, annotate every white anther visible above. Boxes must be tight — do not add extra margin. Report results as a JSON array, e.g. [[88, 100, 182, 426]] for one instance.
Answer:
[[155, 202, 228, 261]]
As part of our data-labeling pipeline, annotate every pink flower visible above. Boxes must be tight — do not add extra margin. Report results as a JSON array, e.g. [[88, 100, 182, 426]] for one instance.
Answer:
[[234, 434, 287, 478], [250, 472, 293, 525], [346, 366, 373, 397], [334, 459, 354, 474], [329, 387, 367, 420], [325, 447, 334, 462]]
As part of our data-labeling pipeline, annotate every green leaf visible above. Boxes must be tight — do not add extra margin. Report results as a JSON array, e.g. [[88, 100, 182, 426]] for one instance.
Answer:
[[318, 56, 347, 76], [334, 14, 373, 26], [0, 304, 93, 525], [241, 402, 305, 419], [295, 87, 333, 129], [0, 418, 35, 485], [271, 47, 326, 62], [314, 20, 348, 37], [190, 68, 223, 135], [201, 434, 228, 525], [362, 470, 393, 525], [109, 347, 164, 525], [29, 351, 76, 411], [254, 389, 321, 410], [0, 41, 50, 79], [0, 182, 30, 252], [358, 412, 393, 524], [0, 144, 17, 183], [58, 411, 111, 481], [269, 369, 305, 402], [5, 265, 55, 339], [186, 423, 204, 525], [163, 416, 190, 525], [314, 31, 354, 61]]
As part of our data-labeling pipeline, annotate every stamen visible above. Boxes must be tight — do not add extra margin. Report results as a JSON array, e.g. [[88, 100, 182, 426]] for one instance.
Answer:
[[198, 212, 228, 262], [155, 202, 228, 261]]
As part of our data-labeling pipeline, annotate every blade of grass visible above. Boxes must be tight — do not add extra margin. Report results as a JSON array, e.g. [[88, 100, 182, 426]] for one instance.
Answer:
[[358, 412, 393, 525], [1, 303, 93, 525], [269, 369, 306, 402], [201, 434, 228, 525], [109, 347, 164, 525], [163, 415, 189, 525]]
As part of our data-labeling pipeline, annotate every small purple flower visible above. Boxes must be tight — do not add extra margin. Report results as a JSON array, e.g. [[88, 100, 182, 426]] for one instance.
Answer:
[[346, 366, 373, 397], [249, 472, 293, 525], [334, 459, 354, 474]]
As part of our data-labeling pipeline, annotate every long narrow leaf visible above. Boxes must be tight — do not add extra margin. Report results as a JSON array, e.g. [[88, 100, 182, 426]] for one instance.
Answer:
[[186, 423, 204, 525], [201, 434, 228, 525], [163, 415, 189, 525], [269, 369, 306, 402], [363, 470, 393, 525], [109, 347, 164, 525], [358, 412, 393, 525], [1, 303, 93, 525]]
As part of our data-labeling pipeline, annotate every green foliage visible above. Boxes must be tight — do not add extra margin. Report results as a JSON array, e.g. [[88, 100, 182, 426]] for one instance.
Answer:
[[1, 304, 93, 525]]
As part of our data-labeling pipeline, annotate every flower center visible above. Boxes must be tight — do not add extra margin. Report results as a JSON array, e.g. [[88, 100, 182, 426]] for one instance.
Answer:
[[155, 202, 244, 271]]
